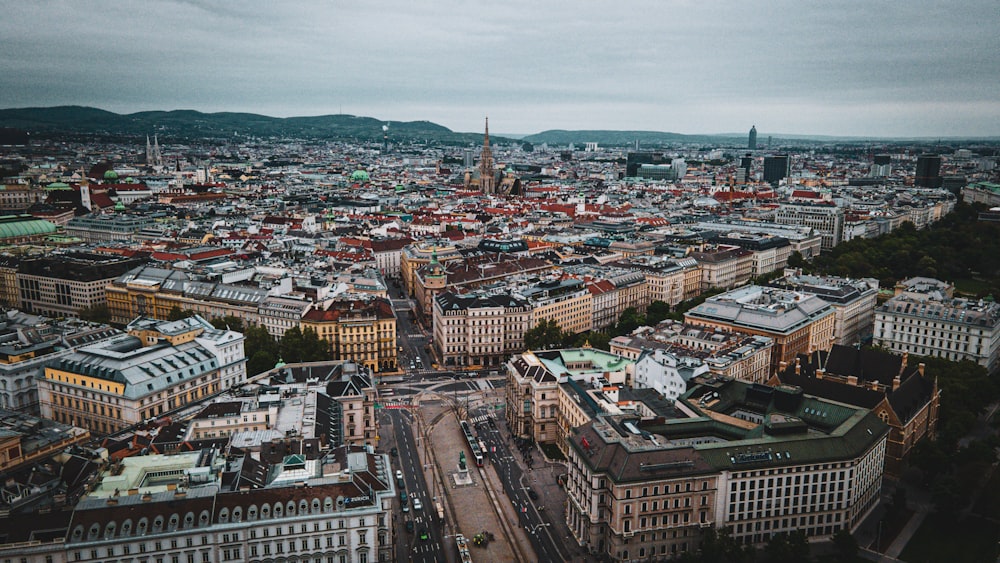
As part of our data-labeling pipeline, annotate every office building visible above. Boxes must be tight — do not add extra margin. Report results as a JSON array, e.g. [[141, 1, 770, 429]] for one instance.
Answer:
[[565, 378, 887, 559], [17, 252, 147, 319], [773, 202, 844, 251], [762, 155, 790, 185], [914, 154, 942, 188], [748, 125, 757, 150]]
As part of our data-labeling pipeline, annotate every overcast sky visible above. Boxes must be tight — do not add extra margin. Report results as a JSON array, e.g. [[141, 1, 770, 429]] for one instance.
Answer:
[[2, 1, 998, 137]]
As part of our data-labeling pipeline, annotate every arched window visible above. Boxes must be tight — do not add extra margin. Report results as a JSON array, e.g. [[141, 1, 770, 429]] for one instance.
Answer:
[[273, 503, 282, 518], [184, 512, 195, 528], [152, 515, 164, 532], [168, 513, 179, 530], [105, 521, 116, 539], [218, 508, 229, 523], [71, 526, 84, 541], [261, 504, 271, 518], [121, 519, 132, 536], [232, 507, 242, 522], [88, 523, 101, 540], [878, 410, 890, 423], [199, 511, 210, 526], [248, 505, 258, 521], [298, 500, 308, 514], [137, 518, 148, 535], [311, 499, 321, 513], [286, 501, 296, 516]]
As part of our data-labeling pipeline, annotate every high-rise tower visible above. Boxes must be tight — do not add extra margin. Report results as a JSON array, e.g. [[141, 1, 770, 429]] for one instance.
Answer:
[[748, 125, 758, 150], [479, 117, 496, 194]]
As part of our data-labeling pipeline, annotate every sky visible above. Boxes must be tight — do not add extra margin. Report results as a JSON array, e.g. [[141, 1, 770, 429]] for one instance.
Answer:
[[2, 0, 998, 137]]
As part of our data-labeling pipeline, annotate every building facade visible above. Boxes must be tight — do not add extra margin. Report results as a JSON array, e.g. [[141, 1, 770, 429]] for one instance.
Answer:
[[432, 292, 531, 369]]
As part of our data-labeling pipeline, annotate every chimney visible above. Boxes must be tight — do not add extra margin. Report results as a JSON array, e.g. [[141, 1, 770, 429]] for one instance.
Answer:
[[892, 375, 901, 391], [918, 363, 926, 377], [816, 368, 825, 380], [794, 358, 801, 375], [779, 361, 788, 372], [847, 375, 858, 386]]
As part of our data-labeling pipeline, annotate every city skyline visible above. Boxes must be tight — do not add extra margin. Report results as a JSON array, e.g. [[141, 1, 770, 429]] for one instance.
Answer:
[[2, 1, 998, 138]]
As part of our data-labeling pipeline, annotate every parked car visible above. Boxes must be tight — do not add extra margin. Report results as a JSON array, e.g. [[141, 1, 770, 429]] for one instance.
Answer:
[[527, 488, 539, 501], [412, 498, 423, 510]]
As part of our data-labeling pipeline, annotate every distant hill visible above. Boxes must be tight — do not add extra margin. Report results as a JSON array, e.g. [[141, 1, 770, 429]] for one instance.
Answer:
[[0, 106, 492, 144]]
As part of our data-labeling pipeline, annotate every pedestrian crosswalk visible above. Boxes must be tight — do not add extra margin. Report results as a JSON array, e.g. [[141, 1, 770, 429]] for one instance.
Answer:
[[380, 400, 413, 409], [469, 413, 495, 424]]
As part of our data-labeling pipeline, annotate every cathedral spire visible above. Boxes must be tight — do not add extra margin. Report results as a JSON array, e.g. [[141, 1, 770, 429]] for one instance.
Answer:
[[479, 116, 495, 194]]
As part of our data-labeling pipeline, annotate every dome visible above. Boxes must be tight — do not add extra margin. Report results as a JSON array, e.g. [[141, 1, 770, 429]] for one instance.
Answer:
[[0, 215, 57, 240], [46, 182, 71, 190], [103, 170, 119, 180], [114, 201, 126, 212], [350, 170, 370, 183]]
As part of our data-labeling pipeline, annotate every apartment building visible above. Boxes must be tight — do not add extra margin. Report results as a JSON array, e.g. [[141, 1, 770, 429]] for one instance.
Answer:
[[38, 445, 395, 563], [523, 278, 594, 335], [564, 379, 887, 560], [400, 241, 463, 297], [707, 232, 792, 278], [769, 270, 879, 346], [685, 285, 836, 373], [300, 297, 397, 374], [613, 256, 698, 308], [873, 277, 1000, 374], [17, 252, 146, 319], [610, 325, 774, 385], [432, 292, 531, 369], [505, 347, 632, 444], [107, 265, 269, 326], [688, 245, 754, 292], [38, 316, 244, 434], [258, 295, 313, 339]]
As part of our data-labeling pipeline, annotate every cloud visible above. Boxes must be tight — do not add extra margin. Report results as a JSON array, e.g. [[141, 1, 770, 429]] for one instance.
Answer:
[[1, 0, 997, 136]]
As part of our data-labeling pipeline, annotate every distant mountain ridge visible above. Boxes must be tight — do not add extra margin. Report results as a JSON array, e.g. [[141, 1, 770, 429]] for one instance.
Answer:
[[0, 106, 488, 144], [1, 106, 996, 145]]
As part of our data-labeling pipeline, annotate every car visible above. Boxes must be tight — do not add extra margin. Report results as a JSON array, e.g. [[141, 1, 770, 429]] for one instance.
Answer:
[[405, 520, 414, 533], [399, 491, 408, 504], [397, 477, 405, 490], [412, 498, 423, 510], [409, 362, 415, 370], [527, 488, 539, 501], [390, 447, 398, 457], [418, 528, 429, 541], [402, 504, 409, 513], [396, 469, 403, 479]]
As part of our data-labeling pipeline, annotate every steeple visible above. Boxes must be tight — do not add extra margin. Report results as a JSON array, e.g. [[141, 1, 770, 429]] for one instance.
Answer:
[[478, 117, 495, 194]]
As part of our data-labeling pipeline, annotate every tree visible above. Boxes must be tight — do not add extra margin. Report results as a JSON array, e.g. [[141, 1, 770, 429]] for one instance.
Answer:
[[524, 319, 565, 350], [612, 307, 644, 336], [167, 305, 192, 321], [645, 300, 671, 325], [279, 327, 329, 363], [247, 349, 277, 377], [77, 304, 110, 324], [210, 315, 245, 332], [831, 529, 858, 560], [787, 250, 805, 270]]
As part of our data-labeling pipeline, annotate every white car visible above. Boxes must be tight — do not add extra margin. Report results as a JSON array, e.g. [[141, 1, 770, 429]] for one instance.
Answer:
[[396, 469, 403, 480], [412, 498, 423, 510]]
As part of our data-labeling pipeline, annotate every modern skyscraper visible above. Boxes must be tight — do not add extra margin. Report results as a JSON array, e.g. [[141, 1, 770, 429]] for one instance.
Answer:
[[748, 125, 757, 150], [871, 154, 891, 178], [915, 154, 943, 187], [763, 154, 791, 185]]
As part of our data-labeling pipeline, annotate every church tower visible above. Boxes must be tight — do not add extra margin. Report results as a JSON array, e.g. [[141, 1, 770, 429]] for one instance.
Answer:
[[478, 117, 496, 194]]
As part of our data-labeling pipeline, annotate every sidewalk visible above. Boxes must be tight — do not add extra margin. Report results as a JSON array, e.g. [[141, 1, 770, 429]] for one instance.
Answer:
[[418, 400, 529, 563]]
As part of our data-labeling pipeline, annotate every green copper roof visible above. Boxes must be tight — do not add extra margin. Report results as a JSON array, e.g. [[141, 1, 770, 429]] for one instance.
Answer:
[[104, 170, 119, 180], [350, 170, 370, 182], [46, 182, 72, 190], [0, 215, 57, 239]]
